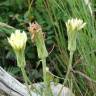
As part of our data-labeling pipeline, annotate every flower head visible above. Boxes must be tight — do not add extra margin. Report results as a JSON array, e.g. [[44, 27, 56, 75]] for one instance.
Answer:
[[8, 30, 27, 51], [66, 18, 86, 51], [66, 18, 86, 32], [8, 30, 27, 68], [28, 22, 48, 59], [28, 22, 43, 42]]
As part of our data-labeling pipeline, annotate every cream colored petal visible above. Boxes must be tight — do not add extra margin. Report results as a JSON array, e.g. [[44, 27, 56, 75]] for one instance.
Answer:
[[8, 30, 27, 50]]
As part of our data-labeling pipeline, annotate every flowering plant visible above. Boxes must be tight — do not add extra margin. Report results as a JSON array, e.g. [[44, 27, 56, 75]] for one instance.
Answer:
[[8, 30, 32, 95], [66, 18, 86, 51]]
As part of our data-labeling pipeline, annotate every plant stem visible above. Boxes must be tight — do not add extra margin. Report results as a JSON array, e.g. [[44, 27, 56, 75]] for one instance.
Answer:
[[42, 58, 47, 96], [58, 51, 74, 96], [26, 73, 41, 95], [42, 58, 47, 85], [21, 67, 32, 96], [64, 51, 74, 84]]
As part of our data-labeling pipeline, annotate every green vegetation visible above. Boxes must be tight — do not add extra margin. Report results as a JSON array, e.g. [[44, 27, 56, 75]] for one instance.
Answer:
[[0, 0, 96, 96]]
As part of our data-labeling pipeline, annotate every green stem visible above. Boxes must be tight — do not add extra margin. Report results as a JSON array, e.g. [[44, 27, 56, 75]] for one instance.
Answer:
[[42, 58, 47, 85], [64, 51, 74, 84], [26, 74, 41, 95], [21, 67, 32, 96], [42, 58, 54, 96], [42, 58, 48, 96], [16, 51, 32, 96], [58, 51, 74, 96]]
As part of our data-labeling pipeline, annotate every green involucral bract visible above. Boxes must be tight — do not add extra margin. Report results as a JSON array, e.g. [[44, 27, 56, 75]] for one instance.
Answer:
[[15, 50, 26, 68], [67, 31, 77, 52], [35, 30, 48, 59]]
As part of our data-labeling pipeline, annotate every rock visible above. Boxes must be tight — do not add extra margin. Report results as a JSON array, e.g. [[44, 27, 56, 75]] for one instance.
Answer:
[[33, 82, 75, 96], [0, 66, 75, 96]]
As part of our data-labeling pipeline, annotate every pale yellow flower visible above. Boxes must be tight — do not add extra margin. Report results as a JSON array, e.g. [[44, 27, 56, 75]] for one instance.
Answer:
[[66, 18, 86, 32], [8, 30, 27, 51], [66, 18, 86, 51]]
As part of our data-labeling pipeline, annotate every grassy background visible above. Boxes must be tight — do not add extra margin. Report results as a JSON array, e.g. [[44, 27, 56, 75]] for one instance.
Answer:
[[0, 0, 96, 95]]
